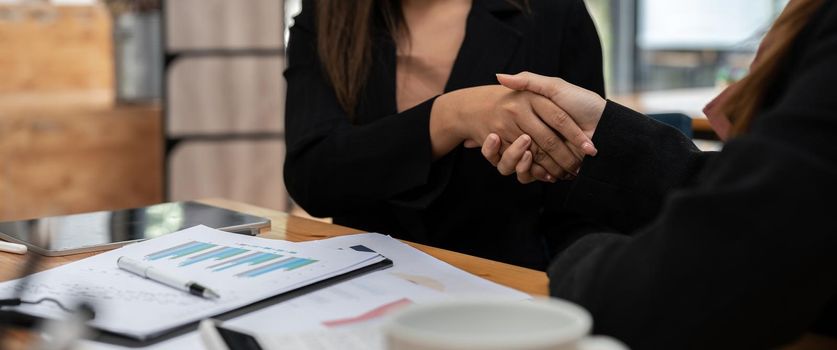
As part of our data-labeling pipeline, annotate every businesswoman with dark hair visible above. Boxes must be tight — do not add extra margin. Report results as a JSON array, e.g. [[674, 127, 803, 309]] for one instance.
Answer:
[[480, 0, 837, 347], [284, 0, 604, 269]]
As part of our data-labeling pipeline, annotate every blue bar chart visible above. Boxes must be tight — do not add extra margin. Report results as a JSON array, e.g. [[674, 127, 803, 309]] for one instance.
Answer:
[[146, 241, 217, 260], [180, 246, 249, 267], [143, 241, 319, 278], [209, 252, 282, 271], [235, 257, 318, 277]]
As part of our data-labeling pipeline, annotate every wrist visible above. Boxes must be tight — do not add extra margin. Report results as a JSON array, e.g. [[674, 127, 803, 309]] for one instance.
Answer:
[[588, 97, 607, 139], [429, 93, 465, 158]]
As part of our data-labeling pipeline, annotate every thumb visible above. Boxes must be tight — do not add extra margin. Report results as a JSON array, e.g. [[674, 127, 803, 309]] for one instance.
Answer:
[[497, 72, 563, 100], [496, 73, 527, 91]]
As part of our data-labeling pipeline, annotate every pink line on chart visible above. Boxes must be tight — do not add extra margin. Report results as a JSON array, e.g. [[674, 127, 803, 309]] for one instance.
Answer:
[[321, 298, 413, 327]]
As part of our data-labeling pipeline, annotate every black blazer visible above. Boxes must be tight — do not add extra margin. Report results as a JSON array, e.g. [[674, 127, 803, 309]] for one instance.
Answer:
[[549, 1, 837, 348], [284, 0, 604, 269]]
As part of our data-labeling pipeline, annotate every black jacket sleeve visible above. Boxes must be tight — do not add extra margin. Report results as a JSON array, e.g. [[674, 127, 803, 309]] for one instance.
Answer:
[[548, 5, 837, 348], [283, 5, 441, 217], [565, 102, 715, 232]]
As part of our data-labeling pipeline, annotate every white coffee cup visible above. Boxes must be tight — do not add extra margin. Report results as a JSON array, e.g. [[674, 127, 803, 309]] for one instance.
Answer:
[[384, 298, 627, 350]]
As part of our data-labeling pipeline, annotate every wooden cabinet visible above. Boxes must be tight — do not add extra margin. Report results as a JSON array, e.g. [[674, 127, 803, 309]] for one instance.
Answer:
[[0, 4, 163, 221], [0, 4, 114, 96], [0, 98, 162, 221]]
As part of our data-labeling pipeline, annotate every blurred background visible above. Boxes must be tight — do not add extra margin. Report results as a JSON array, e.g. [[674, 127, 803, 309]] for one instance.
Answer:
[[0, 0, 788, 222]]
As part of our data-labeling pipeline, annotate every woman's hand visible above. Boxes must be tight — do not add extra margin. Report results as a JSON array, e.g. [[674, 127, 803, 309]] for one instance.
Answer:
[[481, 72, 607, 182], [481, 133, 539, 184], [430, 84, 598, 181], [497, 72, 606, 141]]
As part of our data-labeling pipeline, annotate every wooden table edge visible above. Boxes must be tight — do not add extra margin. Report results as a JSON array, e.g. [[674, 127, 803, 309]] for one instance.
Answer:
[[0, 199, 548, 297]]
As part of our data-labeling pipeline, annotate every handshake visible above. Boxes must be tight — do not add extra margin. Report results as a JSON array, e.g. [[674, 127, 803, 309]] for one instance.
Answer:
[[431, 72, 607, 184]]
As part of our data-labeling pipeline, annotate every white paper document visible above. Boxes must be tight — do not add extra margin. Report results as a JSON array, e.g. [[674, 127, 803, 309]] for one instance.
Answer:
[[0, 226, 384, 339], [78, 233, 531, 350], [221, 234, 532, 350], [296, 233, 531, 300]]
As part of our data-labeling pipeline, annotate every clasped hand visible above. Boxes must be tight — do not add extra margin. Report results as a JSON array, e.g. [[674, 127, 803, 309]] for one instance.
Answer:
[[436, 72, 605, 183]]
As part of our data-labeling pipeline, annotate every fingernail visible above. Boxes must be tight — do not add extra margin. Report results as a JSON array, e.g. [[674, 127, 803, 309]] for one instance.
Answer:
[[544, 174, 554, 182], [582, 142, 598, 156], [522, 135, 531, 145]]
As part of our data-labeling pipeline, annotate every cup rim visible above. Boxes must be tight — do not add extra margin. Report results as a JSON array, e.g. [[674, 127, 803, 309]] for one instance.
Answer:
[[384, 298, 592, 349]]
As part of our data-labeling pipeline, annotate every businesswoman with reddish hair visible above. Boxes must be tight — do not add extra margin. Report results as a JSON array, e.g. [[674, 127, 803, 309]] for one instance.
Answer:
[[283, 0, 604, 270], [480, 0, 837, 347]]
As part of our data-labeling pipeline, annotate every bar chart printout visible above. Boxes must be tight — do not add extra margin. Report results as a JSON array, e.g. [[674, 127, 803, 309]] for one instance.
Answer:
[[143, 240, 319, 278], [0, 225, 387, 339]]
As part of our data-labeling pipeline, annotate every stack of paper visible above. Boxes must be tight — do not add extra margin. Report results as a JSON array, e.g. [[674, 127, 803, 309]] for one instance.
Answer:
[[0, 225, 386, 340], [78, 232, 530, 349], [2, 228, 531, 349], [219, 233, 532, 350]]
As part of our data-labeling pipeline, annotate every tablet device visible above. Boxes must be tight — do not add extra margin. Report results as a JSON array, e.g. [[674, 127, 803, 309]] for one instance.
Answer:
[[0, 201, 270, 256]]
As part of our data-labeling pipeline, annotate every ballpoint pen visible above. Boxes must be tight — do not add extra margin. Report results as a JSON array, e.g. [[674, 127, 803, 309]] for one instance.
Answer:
[[0, 241, 27, 255], [117, 256, 220, 299]]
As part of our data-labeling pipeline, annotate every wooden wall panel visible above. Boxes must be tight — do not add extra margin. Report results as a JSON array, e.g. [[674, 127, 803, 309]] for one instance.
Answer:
[[168, 57, 285, 135], [165, 0, 283, 50], [165, 0, 288, 212], [170, 140, 287, 211], [0, 4, 114, 98]]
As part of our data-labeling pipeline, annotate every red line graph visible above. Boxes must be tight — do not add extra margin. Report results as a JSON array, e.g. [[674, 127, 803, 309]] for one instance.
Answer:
[[321, 298, 413, 327]]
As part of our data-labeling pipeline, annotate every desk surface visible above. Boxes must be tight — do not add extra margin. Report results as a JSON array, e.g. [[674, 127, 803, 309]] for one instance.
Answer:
[[0, 199, 548, 349], [0, 198, 548, 294], [4, 199, 836, 350]]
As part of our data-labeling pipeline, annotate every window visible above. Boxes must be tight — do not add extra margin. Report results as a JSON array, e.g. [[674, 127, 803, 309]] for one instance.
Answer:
[[587, 0, 788, 93]]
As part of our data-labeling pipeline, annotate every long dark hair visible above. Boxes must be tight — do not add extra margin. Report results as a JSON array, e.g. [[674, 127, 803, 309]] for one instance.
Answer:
[[315, 1, 402, 119], [316, 0, 528, 119], [722, 0, 824, 136]]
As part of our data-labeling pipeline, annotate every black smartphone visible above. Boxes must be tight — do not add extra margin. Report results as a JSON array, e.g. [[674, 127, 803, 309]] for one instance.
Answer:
[[199, 319, 264, 350]]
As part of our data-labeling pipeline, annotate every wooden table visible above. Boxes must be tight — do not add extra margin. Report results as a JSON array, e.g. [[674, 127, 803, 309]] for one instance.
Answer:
[[0, 198, 548, 349], [0, 198, 547, 294], [3, 199, 835, 349]]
